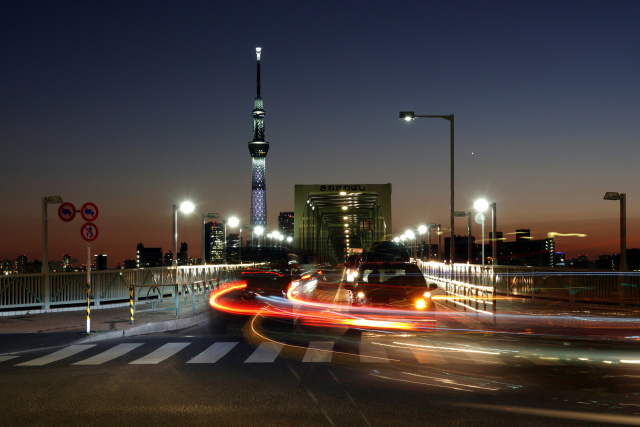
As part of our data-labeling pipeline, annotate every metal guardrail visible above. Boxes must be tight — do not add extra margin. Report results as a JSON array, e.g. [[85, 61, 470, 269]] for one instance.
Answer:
[[0, 265, 246, 315], [419, 261, 640, 312]]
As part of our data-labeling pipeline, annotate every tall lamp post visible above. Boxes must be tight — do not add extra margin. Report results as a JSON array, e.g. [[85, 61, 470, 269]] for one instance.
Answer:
[[418, 225, 427, 260], [474, 199, 497, 265], [426, 223, 440, 262], [173, 201, 194, 267], [227, 217, 241, 263], [41, 195, 63, 274], [42, 195, 63, 311], [400, 111, 455, 264], [405, 229, 416, 260], [604, 192, 627, 271]]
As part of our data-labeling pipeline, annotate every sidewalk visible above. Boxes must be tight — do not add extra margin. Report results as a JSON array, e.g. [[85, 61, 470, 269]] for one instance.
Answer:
[[0, 299, 212, 344]]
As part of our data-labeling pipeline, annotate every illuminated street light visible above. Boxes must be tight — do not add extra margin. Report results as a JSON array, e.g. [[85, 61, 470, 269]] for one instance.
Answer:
[[254, 225, 264, 249], [418, 225, 427, 259], [173, 201, 194, 267], [604, 192, 627, 271], [400, 111, 455, 264], [474, 199, 497, 266]]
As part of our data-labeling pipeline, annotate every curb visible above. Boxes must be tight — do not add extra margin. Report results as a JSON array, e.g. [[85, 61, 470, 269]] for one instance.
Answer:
[[76, 311, 212, 343]]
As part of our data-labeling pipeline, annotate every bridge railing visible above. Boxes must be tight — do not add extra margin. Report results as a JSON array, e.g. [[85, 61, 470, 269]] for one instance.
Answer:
[[0, 265, 246, 314], [418, 261, 640, 310]]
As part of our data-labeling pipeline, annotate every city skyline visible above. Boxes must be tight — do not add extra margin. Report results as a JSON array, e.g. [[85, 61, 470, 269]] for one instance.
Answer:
[[2, 1, 640, 266]]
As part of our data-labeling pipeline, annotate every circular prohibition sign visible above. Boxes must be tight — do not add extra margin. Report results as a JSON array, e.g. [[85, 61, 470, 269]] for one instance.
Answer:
[[81, 202, 99, 222], [80, 222, 99, 242]]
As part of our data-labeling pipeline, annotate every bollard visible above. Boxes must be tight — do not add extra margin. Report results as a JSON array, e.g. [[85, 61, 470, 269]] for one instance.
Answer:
[[129, 284, 135, 325]]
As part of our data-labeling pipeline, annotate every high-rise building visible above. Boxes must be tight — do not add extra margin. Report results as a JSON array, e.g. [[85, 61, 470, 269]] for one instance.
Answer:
[[248, 47, 269, 232], [278, 212, 294, 239], [94, 254, 108, 270], [204, 221, 226, 264]]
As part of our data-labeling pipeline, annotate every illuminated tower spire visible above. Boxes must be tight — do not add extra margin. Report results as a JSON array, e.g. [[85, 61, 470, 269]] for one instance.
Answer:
[[248, 47, 269, 230]]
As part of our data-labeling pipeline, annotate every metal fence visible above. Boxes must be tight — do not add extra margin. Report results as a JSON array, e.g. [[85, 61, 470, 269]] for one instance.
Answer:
[[419, 261, 640, 309], [0, 265, 245, 314]]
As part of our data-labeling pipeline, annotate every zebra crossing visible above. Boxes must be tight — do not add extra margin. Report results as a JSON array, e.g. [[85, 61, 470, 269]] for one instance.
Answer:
[[1, 339, 626, 368]]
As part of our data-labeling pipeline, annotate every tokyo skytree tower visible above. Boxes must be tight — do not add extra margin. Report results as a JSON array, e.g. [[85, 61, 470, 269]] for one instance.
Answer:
[[248, 47, 269, 230]]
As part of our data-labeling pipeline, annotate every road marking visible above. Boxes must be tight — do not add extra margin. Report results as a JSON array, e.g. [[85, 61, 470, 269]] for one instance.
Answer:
[[245, 342, 284, 363], [129, 343, 190, 364], [360, 342, 389, 363], [188, 342, 238, 363], [73, 343, 144, 365], [16, 345, 95, 366], [0, 356, 19, 363], [403, 341, 449, 364], [303, 341, 334, 362]]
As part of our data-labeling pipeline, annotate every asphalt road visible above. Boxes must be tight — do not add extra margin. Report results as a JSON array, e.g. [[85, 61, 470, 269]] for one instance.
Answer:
[[2, 309, 640, 427]]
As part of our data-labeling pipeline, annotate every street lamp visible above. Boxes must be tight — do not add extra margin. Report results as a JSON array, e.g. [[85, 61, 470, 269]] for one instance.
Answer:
[[42, 195, 63, 311], [474, 199, 496, 265], [604, 192, 627, 271], [418, 225, 427, 259], [426, 223, 440, 262], [41, 195, 63, 274], [254, 225, 264, 248], [400, 111, 455, 264], [173, 201, 194, 267], [228, 217, 241, 263], [405, 229, 416, 260]]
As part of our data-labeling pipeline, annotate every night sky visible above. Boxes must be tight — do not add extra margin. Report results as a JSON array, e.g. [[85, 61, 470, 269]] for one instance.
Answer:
[[2, 0, 639, 267]]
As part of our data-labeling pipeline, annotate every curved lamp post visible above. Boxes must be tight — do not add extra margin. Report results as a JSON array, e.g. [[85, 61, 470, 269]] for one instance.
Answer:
[[400, 111, 455, 264]]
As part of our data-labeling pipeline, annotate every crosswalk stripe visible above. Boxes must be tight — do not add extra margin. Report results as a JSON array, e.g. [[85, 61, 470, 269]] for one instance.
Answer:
[[359, 342, 389, 363], [403, 342, 449, 364], [0, 356, 19, 363], [302, 341, 334, 363], [129, 343, 190, 364], [451, 343, 505, 365], [16, 345, 95, 366], [245, 342, 283, 363], [73, 343, 144, 365], [188, 342, 238, 364]]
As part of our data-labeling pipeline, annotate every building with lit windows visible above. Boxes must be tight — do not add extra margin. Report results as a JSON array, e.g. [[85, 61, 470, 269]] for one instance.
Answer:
[[204, 221, 226, 264]]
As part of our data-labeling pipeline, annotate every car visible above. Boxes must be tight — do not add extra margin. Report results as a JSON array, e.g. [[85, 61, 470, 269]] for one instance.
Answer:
[[362, 241, 410, 263], [241, 269, 293, 300], [344, 262, 437, 310]]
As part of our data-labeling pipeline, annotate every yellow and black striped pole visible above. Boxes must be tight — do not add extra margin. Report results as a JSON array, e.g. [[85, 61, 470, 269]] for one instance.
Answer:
[[86, 242, 91, 334], [129, 284, 135, 325]]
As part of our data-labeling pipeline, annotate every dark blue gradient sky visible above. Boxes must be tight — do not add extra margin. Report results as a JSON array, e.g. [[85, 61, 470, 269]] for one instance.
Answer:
[[2, 0, 639, 266]]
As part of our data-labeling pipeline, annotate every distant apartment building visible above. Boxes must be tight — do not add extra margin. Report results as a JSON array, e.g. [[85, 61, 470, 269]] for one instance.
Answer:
[[136, 243, 163, 268], [278, 212, 294, 239], [94, 254, 108, 270]]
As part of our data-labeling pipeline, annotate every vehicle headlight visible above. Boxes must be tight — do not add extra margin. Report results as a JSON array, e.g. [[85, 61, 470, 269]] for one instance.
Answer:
[[423, 291, 432, 298], [415, 299, 427, 310], [356, 291, 365, 299]]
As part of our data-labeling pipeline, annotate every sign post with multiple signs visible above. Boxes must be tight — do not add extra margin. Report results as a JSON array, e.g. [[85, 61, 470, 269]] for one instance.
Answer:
[[58, 201, 100, 333]]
